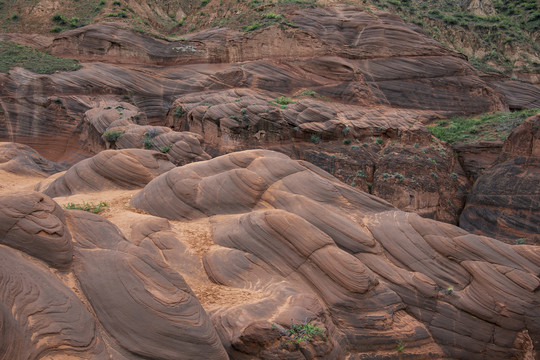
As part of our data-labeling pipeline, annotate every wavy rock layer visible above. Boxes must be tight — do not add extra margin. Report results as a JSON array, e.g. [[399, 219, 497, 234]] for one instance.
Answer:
[[36, 149, 175, 197], [132, 149, 540, 359], [0, 191, 228, 360], [0, 142, 63, 176]]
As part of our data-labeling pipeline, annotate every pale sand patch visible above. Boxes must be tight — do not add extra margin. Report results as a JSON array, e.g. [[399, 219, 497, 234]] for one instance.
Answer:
[[169, 217, 265, 310], [0, 170, 43, 194]]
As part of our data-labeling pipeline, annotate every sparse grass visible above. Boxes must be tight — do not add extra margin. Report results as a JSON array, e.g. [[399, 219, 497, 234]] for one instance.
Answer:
[[369, 0, 539, 73], [64, 201, 108, 213], [428, 109, 540, 144], [273, 320, 325, 344], [0, 41, 81, 74]]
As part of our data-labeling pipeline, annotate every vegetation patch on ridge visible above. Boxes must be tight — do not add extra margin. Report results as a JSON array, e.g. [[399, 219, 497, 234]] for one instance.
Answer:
[[428, 108, 540, 143], [0, 41, 81, 74]]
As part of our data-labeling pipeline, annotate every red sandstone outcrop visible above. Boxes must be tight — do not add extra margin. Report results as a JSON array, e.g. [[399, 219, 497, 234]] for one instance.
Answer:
[[1, 150, 539, 359], [460, 114, 540, 243], [129, 149, 540, 359], [36, 149, 175, 197], [0, 142, 63, 176]]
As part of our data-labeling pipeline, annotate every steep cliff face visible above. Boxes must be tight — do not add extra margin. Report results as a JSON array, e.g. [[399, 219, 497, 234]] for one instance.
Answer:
[[460, 114, 540, 243]]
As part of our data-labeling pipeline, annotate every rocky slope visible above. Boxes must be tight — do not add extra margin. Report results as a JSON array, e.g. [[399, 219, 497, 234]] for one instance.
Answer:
[[1, 147, 539, 359], [0, 2, 540, 359], [2, 4, 529, 225]]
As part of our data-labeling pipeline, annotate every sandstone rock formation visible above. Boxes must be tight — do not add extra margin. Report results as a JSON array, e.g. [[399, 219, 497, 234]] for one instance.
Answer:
[[460, 114, 540, 243], [0, 191, 229, 360], [131, 149, 540, 359], [81, 102, 211, 165], [0, 142, 63, 176], [36, 148, 175, 197]]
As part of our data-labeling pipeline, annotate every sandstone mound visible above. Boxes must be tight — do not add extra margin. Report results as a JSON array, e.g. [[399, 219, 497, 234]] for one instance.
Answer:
[[461, 114, 540, 243], [0, 142, 63, 176], [36, 149, 175, 197], [0, 191, 228, 359], [81, 102, 211, 165], [131, 149, 540, 359]]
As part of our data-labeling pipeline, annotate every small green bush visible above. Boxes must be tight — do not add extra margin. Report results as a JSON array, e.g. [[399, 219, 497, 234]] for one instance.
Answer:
[[275, 96, 294, 105], [103, 130, 125, 142], [64, 201, 108, 213], [243, 21, 261, 32], [310, 134, 320, 144], [106, 11, 127, 18], [160, 144, 173, 153], [52, 13, 67, 25], [282, 321, 325, 344], [265, 12, 283, 20], [143, 137, 153, 149], [375, 138, 384, 145], [343, 139, 352, 145], [174, 106, 184, 117]]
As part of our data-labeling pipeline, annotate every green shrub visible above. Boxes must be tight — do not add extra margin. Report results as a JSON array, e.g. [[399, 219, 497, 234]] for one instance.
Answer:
[[375, 138, 384, 145], [310, 134, 320, 144], [265, 12, 283, 20], [243, 21, 261, 32], [282, 321, 325, 344], [143, 137, 153, 149], [64, 201, 108, 213], [275, 96, 294, 105], [10, 13, 20, 21], [343, 139, 352, 145], [103, 130, 125, 142], [160, 144, 173, 153], [50, 26, 63, 33], [174, 106, 184, 117], [52, 13, 67, 24], [106, 11, 127, 18], [69, 17, 82, 28]]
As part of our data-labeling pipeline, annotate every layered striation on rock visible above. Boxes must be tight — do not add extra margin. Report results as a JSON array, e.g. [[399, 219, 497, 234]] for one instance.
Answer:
[[0, 142, 63, 176], [36, 148, 175, 197], [0, 245, 108, 359], [0, 5, 510, 162], [0, 191, 73, 269], [0, 191, 228, 359], [460, 114, 540, 243], [131, 149, 540, 359]]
